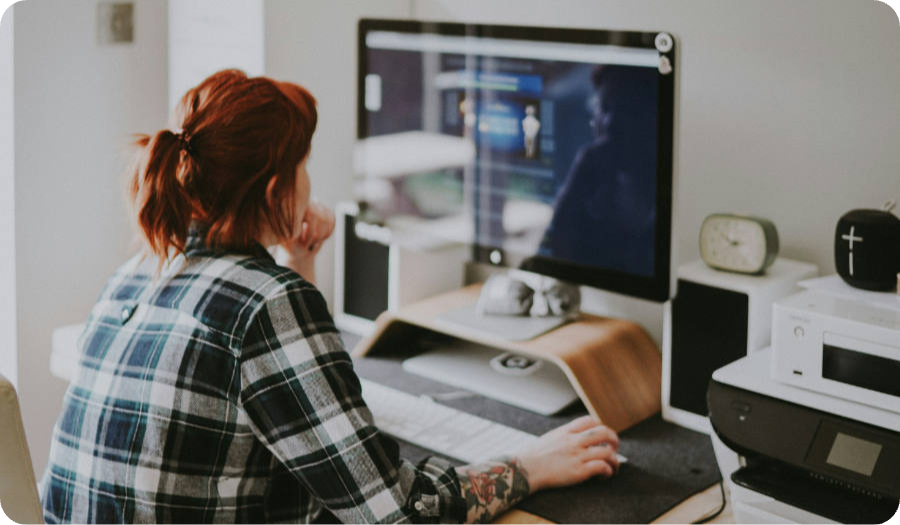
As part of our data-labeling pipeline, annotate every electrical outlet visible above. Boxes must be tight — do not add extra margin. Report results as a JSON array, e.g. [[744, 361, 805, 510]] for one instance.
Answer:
[[97, 2, 134, 45]]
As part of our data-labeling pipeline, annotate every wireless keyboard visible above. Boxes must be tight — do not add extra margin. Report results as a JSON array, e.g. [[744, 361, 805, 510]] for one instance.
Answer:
[[360, 378, 627, 465]]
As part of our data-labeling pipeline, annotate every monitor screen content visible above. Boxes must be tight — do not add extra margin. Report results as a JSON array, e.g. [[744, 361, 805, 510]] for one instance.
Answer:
[[357, 21, 675, 301]]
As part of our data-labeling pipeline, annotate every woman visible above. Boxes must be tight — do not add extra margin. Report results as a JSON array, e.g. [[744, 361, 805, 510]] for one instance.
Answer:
[[40, 69, 621, 524]]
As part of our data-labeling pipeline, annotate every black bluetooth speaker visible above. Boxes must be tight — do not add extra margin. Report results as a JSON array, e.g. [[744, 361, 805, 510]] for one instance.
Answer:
[[834, 209, 900, 291]]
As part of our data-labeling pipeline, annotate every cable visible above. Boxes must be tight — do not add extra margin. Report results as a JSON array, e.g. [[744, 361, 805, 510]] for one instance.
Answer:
[[692, 481, 727, 524]]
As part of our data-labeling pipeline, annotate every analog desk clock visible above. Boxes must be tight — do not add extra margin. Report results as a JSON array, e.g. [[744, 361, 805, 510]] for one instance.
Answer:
[[699, 214, 779, 274]]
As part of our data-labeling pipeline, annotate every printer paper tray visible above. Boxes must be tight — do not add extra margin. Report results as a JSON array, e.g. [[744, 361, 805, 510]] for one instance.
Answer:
[[732, 460, 898, 524]]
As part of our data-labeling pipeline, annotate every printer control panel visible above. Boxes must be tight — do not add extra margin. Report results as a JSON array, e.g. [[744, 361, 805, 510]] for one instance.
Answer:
[[805, 419, 899, 489]]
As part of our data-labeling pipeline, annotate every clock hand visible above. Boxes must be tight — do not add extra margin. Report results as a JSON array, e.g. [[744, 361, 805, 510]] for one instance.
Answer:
[[719, 232, 740, 246]]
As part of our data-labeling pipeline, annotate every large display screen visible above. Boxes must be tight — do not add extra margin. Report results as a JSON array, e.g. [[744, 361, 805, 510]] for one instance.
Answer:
[[358, 20, 676, 301]]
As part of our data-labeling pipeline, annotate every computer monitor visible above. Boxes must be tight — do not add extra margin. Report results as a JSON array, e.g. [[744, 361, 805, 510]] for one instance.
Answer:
[[357, 19, 677, 303], [356, 20, 677, 413]]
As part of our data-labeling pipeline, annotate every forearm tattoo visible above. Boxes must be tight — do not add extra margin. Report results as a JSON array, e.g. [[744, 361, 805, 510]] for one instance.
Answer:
[[456, 456, 531, 524]]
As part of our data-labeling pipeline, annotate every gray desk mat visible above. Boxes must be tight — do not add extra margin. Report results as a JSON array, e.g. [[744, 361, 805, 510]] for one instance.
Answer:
[[350, 351, 722, 524]]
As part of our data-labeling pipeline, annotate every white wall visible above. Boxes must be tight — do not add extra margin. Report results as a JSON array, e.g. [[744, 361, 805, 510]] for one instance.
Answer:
[[273, 0, 899, 343], [14, 0, 169, 475], [168, 0, 264, 111], [264, 0, 412, 307], [0, 6, 15, 387]]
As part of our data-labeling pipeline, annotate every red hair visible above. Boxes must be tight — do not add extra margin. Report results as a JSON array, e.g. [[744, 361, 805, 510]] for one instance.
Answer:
[[129, 69, 317, 259]]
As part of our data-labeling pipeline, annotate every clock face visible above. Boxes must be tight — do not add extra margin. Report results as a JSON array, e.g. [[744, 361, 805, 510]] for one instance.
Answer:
[[700, 215, 775, 274]]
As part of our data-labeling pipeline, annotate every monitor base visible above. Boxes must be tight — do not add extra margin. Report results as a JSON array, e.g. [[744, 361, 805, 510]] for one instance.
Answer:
[[402, 342, 579, 415]]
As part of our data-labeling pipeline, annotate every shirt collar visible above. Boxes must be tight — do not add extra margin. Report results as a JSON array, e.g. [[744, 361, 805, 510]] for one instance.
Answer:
[[184, 222, 274, 262]]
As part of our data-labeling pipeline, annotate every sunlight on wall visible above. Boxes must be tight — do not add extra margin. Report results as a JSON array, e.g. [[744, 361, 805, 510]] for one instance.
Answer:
[[168, 0, 264, 111]]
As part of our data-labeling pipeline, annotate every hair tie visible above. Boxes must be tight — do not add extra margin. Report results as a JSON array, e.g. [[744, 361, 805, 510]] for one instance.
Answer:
[[173, 128, 194, 156]]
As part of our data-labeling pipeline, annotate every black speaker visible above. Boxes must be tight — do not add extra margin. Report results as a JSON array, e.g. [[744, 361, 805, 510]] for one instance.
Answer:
[[834, 208, 900, 291], [333, 202, 468, 335], [342, 212, 390, 323], [662, 259, 817, 432], [670, 280, 748, 418]]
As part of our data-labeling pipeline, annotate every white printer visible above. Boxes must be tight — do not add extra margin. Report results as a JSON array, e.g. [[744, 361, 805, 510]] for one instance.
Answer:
[[771, 280, 900, 414], [709, 349, 900, 523]]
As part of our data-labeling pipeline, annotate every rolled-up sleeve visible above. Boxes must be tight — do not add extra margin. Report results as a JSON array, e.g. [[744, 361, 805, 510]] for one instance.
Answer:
[[238, 280, 466, 524]]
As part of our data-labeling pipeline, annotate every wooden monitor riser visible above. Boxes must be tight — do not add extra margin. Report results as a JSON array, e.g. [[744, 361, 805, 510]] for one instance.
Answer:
[[351, 284, 662, 433]]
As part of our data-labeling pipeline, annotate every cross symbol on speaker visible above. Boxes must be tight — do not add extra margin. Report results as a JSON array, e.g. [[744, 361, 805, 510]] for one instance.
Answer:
[[841, 225, 864, 276]]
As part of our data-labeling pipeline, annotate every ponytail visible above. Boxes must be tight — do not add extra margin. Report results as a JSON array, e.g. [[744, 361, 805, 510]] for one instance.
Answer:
[[131, 130, 194, 261], [127, 69, 318, 264]]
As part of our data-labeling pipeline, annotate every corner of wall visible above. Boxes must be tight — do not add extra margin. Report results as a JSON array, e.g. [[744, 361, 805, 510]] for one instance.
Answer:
[[0, 0, 16, 387]]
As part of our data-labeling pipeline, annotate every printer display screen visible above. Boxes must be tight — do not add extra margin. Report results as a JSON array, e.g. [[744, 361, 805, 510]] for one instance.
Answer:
[[826, 432, 883, 477], [803, 418, 899, 495]]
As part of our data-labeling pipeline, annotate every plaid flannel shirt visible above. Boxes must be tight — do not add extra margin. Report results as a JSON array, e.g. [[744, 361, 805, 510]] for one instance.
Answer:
[[40, 227, 467, 524]]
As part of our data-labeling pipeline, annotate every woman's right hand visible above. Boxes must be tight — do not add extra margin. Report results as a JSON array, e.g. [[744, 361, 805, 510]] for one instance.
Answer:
[[280, 200, 336, 285], [517, 415, 620, 493], [455, 416, 620, 523]]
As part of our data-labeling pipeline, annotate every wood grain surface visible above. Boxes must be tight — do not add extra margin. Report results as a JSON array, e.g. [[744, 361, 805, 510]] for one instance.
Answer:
[[352, 284, 662, 432]]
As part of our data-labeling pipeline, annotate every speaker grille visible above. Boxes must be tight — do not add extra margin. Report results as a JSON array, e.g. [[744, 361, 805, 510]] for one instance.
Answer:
[[671, 279, 749, 416]]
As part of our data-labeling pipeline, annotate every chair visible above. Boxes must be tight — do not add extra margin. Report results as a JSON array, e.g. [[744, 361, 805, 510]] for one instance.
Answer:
[[0, 374, 44, 524]]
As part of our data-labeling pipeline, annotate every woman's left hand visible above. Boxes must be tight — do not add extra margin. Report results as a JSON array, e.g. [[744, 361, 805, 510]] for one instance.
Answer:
[[281, 200, 336, 284]]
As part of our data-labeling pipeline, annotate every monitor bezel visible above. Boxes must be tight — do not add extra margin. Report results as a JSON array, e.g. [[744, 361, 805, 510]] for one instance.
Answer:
[[358, 18, 676, 303]]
